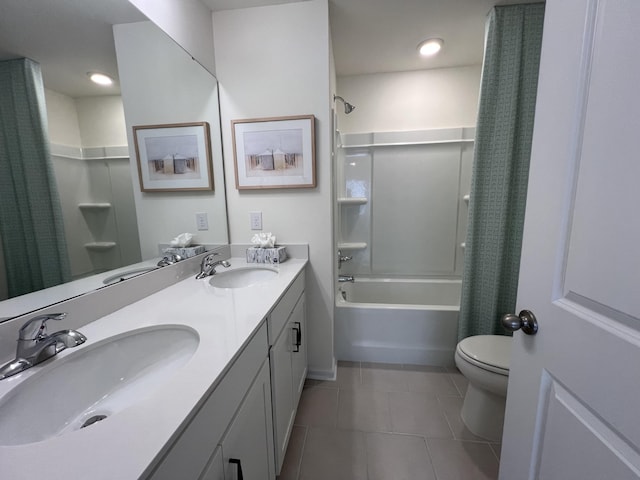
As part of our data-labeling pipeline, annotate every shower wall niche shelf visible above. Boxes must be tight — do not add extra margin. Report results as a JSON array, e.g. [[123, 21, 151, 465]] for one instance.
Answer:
[[84, 242, 117, 251], [337, 197, 367, 205], [337, 242, 367, 251], [78, 203, 112, 210]]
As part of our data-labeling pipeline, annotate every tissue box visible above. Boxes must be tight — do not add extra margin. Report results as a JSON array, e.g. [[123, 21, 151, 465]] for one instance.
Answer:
[[246, 246, 287, 264], [162, 245, 206, 258]]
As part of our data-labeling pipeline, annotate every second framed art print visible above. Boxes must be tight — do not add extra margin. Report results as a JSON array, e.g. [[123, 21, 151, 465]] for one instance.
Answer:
[[231, 115, 316, 190]]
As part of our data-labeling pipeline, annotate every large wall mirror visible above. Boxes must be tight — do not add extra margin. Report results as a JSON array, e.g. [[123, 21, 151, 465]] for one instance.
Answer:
[[0, 0, 228, 320]]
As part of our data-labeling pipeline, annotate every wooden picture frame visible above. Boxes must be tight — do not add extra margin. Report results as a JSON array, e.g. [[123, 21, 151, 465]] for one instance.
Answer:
[[231, 115, 316, 190], [133, 122, 213, 192]]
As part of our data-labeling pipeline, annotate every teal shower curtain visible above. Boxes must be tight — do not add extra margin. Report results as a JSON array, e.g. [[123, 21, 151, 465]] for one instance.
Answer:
[[458, 4, 545, 340], [0, 58, 70, 298]]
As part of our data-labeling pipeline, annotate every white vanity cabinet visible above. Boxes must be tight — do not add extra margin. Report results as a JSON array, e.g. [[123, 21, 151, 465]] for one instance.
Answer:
[[201, 361, 274, 480], [149, 268, 307, 480], [268, 272, 307, 473], [219, 361, 274, 480], [200, 448, 224, 480], [149, 324, 274, 480]]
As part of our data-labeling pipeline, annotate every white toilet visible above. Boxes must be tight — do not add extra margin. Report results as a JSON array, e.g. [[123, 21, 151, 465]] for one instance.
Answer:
[[454, 334, 512, 442]]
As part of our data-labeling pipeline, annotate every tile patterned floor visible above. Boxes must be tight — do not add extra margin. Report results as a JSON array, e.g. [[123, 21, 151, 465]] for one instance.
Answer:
[[277, 361, 501, 480]]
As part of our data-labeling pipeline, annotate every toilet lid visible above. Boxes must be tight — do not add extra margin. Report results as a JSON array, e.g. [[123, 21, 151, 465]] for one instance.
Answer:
[[457, 335, 511, 375]]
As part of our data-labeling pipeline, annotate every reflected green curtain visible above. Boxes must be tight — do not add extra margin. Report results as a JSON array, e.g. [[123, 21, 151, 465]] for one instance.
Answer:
[[0, 58, 70, 297], [458, 4, 545, 340]]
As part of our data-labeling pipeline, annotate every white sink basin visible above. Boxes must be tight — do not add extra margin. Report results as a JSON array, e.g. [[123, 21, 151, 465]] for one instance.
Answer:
[[0, 325, 198, 446], [209, 266, 278, 289]]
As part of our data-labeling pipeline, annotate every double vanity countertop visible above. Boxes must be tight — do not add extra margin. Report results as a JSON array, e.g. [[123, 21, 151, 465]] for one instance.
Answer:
[[0, 257, 307, 480]]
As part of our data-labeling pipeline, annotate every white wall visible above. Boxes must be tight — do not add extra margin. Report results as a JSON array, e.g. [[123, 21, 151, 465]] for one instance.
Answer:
[[45, 89, 82, 147], [213, 0, 335, 379], [336, 65, 482, 133], [75, 96, 128, 147], [114, 21, 228, 259], [127, 0, 216, 76]]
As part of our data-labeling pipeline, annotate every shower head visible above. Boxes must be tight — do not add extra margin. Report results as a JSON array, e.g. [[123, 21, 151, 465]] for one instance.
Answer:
[[334, 95, 356, 114]]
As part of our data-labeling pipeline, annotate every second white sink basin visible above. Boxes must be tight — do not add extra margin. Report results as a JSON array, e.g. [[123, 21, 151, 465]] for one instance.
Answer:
[[209, 266, 278, 289], [0, 325, 198, 446]]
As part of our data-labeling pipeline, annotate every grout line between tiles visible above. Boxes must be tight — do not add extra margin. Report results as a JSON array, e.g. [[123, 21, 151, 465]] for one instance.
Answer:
[[422, 434, 440, 480], [292, 425, 309, 480]]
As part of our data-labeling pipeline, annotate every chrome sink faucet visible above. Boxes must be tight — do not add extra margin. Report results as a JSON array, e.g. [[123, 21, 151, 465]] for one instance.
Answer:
[[195, 252, 231, 279], [157, 253, 184, 267], [0, 313, 86, 380]]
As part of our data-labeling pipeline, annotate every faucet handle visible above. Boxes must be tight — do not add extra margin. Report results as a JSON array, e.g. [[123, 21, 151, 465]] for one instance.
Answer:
[[18, 313, 67, 341]]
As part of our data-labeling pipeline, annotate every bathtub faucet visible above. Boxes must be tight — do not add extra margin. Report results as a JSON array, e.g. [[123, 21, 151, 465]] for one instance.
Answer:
[[338, 275, 354, 283], [337, 250, 352, 270]]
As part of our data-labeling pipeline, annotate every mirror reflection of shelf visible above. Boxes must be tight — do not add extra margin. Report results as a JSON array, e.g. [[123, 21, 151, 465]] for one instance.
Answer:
[[337, 197, 368, 206], [337, 242, 367, 250], [84, 242, 117, 251], [78, 203, 112, 210]]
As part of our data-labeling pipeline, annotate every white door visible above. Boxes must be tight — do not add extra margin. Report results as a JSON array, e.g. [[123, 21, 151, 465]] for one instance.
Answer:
[[500, 0, 640, 478]]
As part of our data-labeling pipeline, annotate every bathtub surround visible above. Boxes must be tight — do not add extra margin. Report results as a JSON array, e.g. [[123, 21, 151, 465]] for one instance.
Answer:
[[0, 58, 71, 298], [458, 3, 545, 340], [337, 128, 474, 278]]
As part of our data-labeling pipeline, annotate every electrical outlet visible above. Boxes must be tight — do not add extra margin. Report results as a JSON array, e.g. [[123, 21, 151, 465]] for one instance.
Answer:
[[250, 211, 262, 230], [196, 212, 209, 231]]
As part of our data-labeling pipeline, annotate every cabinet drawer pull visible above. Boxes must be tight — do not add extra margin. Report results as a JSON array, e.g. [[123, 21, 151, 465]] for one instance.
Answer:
[[292, 321, 302, 352], [229, 458, 244, 480]]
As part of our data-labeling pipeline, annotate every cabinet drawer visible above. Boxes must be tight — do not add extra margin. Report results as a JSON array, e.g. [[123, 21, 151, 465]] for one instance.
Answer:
[[267, 271, 305, 345]]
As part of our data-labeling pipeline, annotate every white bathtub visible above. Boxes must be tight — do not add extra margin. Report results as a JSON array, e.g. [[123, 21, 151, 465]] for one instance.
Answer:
[[335, 278, 461, 366]]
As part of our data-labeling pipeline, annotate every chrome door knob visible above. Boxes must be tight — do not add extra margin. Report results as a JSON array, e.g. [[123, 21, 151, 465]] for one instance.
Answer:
[[501, 310, 538, 335]]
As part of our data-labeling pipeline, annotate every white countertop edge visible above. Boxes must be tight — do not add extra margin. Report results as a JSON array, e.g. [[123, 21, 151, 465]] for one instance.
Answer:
[[0, 257, 307, 480]]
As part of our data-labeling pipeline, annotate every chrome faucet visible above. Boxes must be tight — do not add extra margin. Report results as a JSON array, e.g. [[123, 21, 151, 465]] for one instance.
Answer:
[[338, 250, 352, 270], [338, 275, 355, 283], [157, 253, 184, 267], [0, 313, 86, 380], [195, 252, 231, 279]]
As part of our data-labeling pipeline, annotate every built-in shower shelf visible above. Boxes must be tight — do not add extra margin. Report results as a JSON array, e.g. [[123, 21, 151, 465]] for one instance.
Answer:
[[78, 203, 112, 210], [337, 242, 367, 250], [337, 197, 368, 205], [84, 242, 117, 251]]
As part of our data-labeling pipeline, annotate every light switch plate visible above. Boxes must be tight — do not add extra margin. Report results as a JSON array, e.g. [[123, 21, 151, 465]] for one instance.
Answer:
[[196, 212, 209, 231], [250, 211, 262, 230]]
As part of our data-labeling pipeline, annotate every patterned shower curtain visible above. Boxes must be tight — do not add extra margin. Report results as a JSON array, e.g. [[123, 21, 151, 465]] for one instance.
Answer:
[[458, 3, 545, 340], [0, 58, 70, 298]]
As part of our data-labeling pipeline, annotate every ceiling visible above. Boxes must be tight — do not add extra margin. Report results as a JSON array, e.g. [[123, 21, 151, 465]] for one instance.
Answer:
[[0, 0, 529, 98], [205, 0, 525, 77], [0, 0, 145, 97], [329, 0, 497, 76]]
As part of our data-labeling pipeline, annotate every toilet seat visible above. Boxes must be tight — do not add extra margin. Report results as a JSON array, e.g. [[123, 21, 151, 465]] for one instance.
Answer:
[[456, 335, 511, 376]]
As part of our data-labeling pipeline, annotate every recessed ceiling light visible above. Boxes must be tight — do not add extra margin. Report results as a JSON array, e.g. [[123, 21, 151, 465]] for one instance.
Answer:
[[417, 38, 444, 57], [88, 72, 113, 86]]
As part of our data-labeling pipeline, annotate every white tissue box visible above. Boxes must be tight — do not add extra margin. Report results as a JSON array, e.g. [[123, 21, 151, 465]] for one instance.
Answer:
[[162, 245, 206, 258], [246, 246, 287, 264]]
